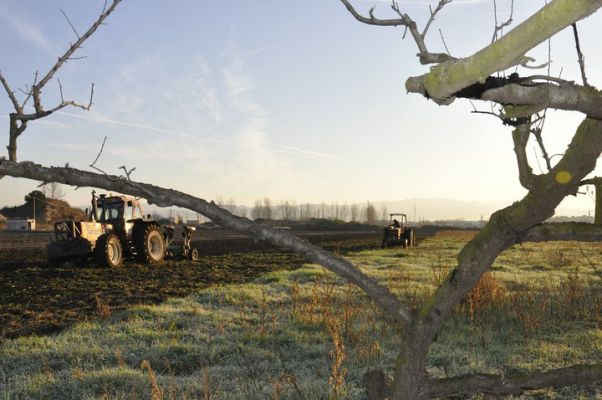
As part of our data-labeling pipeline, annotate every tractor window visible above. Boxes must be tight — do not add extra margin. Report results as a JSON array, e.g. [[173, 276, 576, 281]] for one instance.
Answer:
[[98, 202, 123, 221], [133, 205, 143, 219], [123, 205, 134, 221]]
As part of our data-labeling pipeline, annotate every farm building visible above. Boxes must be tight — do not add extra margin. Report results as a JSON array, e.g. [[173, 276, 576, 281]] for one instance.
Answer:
[[6, 218, 36, 231]]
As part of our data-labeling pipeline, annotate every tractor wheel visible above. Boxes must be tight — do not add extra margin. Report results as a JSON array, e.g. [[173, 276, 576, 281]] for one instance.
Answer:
[[134, 224, 165, 264], [95, 233, 123, 268], [189, 248, 199, 261]]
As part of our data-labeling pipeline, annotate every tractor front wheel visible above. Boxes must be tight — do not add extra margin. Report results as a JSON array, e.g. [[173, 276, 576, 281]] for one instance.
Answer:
[[95, 233, 123, 268], [134, 224, 165, 264]]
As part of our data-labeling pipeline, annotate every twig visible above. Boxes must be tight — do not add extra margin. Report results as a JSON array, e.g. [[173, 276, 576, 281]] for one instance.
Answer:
[[491, 0, 514, 44], [119, 165, 136, 180], [531, 127, 552, 171], [439, 28, 451, 55], [32, 0, 122, 113], [60, 9, 81, 39], [571, 22, 588, 86], [422, 0, 452, 38], [0, 71, 21, 112], [339, 0, 455, 64], [90, 136, 108, 175]]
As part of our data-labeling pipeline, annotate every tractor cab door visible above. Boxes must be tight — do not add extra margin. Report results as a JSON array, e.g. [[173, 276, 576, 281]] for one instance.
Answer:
[[122, 200, 143, 239]]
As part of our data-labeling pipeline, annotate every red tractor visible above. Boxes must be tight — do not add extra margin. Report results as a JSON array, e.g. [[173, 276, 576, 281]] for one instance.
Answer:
[[382, 213, 415, 249]]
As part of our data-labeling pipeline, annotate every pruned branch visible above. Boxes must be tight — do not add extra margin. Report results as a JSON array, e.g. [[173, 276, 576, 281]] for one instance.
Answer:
[[31, 0, 121, 113], [425, 364, 602, 398], [405, 0, 602, 103], [339, 0, 456, 65], [0, 158, 413, 327]]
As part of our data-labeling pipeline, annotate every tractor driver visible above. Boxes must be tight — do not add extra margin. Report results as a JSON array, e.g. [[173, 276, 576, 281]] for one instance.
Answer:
[[393, 219, 401, 239]]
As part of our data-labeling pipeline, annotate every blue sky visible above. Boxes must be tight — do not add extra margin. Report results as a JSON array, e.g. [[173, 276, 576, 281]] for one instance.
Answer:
[[1, 0, 601, 217]]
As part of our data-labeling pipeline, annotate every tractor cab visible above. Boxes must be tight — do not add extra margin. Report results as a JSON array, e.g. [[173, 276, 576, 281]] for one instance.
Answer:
[[92, 193, 144, 223], [382, 213, 415, 249], [388, 213, 407, 230], [91, 193, 146, 240]]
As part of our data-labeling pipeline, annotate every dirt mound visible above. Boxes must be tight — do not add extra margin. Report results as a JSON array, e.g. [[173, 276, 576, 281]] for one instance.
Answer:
[[1, 197, 85, 228]]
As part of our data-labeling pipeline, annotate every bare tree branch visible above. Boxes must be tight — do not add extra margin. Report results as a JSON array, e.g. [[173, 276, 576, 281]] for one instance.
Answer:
[[512, 122, 539, 191], [531, 127, 553, 172], [491, 0, 514, 44], [417, 116, 602, 341], [422, 0, 452, 38], [2, 2, 119, 163], [571, 22, 589, 86], [60, 9, 81, 39], [405, 0, 602, 102], [0, 158, 413, 327], [339, 0, 456, 65], [119, 165, 136, 180], [32, 0, 121, 113], [452, 79, 602, 120], [0, 71, 22, 112], [89, 136, 108, 175], [425, 364, 602, 398]]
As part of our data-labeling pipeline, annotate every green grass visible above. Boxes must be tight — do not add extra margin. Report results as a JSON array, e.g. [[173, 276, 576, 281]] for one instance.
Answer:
[[1, 232, 601, 399]]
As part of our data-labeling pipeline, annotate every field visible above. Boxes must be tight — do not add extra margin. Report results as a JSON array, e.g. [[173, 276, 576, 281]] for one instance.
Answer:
[[1, 230, 601, 399], [0, 229, 378, 339]]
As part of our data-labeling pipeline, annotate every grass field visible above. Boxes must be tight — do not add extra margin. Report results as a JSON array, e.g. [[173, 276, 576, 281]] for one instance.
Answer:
[[1, 231, 601, 399]]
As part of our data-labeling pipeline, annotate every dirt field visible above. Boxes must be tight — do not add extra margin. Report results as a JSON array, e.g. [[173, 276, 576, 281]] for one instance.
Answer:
[[0, 228, 384, 339]]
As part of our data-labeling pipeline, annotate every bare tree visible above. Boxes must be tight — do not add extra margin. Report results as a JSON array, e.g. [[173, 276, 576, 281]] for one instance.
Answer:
[[1, 1, 602, 399], [42, 182, 65, 200], [350, 203, 359, 222], [364, 201, 378, 225], [252, 199, 264, 220], [0, 0, 121, 167]]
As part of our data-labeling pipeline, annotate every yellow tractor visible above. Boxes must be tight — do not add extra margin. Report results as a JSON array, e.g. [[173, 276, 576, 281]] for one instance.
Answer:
[[47, 191, 189, 267]]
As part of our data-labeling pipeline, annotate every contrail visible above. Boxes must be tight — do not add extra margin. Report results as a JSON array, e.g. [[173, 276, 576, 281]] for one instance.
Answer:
[[55, 110, 342, 161]]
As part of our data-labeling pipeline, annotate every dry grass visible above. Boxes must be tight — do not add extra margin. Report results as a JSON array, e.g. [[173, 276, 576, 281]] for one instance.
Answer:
[[0, 232, 601, 399]]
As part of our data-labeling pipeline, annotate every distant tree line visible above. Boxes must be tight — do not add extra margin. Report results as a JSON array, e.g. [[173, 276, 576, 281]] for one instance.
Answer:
[[213, 197, 388, 225]]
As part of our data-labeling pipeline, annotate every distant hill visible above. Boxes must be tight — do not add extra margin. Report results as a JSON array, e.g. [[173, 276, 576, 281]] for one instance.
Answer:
[[1, 196, 86, 230]]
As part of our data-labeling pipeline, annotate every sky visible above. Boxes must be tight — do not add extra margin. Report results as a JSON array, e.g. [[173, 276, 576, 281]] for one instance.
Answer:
[[1, 0, 602, 218]]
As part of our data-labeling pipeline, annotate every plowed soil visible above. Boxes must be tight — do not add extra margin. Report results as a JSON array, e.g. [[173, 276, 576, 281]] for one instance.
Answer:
[[0, 229, 381, 338]]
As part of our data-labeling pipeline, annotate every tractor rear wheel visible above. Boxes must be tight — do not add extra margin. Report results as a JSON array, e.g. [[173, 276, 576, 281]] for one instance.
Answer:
[[134, 224, 165, 264], [95, 233, 123, 268]]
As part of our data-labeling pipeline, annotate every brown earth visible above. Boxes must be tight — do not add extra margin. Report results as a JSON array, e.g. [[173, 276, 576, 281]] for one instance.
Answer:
[[0, 229, 383, 339]]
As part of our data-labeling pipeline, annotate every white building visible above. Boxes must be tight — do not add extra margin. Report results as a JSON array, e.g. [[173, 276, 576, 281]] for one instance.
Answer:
[[6, 219, 36, 230]]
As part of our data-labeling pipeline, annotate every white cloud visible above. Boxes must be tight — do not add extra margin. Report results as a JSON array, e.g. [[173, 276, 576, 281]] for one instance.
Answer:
[[0, 5, 55, 54]]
